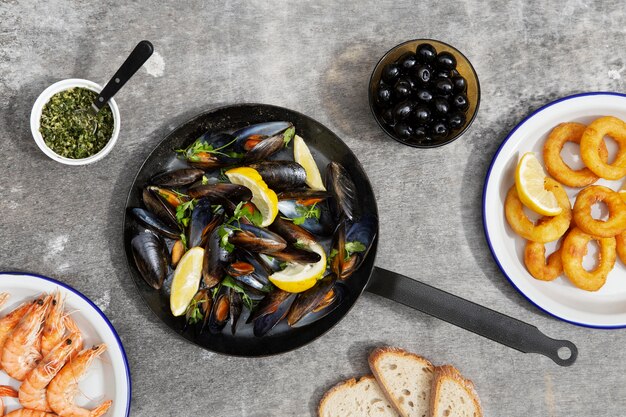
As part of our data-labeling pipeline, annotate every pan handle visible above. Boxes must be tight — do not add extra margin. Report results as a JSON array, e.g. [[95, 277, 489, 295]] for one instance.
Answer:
[[366, 267, 577, 366]]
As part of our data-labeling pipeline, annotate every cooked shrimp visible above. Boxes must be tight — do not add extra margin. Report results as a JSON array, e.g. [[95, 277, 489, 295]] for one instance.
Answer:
[[47, 345, 112, 417], [1, 296, 52, 381], [0, 385, 19, 416], [0, 301, 33, 368], [5, 409, 58, 417], [0, 292, 10, 310], [41, 290, 66, 358], [19, 331, 83, 412]]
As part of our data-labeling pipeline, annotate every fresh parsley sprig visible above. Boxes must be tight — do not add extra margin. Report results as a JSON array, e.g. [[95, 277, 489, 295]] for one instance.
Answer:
[[221, 275, 256, 310], [282, 126, 296, 148], [186, 297, 206, 325], [176, 199, 198, 227], [292, 202, 320, 225]]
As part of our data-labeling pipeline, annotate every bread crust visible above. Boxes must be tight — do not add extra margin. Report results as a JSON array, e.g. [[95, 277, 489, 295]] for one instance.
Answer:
[[318, 375, 377, 417], [430, 365, 482, 417], [368, 347, 434, 417]]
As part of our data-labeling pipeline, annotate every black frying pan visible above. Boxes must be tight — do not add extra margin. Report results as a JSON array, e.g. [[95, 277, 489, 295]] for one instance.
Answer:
[[123, 103, 577, 365]]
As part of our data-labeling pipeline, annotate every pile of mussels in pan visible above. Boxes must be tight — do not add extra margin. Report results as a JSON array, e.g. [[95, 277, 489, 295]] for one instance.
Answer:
[[128, 122, 377, 337]]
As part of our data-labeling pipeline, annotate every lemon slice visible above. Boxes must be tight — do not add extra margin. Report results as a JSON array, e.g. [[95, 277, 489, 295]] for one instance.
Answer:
[[170, 247, 204, 316], [294, 135, 326, 191], [269, 242, 326, 293], [515, 152, 562, 216], [225, 167, 279, 227]]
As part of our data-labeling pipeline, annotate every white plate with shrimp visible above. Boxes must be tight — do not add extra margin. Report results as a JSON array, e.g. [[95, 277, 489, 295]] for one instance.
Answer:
[[0, 272, 130, 417]]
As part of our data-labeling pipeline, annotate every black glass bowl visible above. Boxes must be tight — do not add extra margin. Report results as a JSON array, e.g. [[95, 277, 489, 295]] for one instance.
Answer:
[[369, 39, 480, 148]]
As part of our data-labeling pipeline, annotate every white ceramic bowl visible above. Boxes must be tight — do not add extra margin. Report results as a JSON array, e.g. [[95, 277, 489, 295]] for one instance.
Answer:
[[30, 78, 121, 165]]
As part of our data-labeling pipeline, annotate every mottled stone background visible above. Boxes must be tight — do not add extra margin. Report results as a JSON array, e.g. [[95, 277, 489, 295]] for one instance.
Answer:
[[1, 0, 625, 415]]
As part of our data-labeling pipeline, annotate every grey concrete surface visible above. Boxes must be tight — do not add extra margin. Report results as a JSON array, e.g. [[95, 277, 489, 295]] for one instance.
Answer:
[[1, 0, 625, 415]]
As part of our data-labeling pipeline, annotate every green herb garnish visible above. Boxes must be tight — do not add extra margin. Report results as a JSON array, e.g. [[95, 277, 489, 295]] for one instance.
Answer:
[[176, 199, 197, 227], [229, 201, 263, 226], [217, 225, 235, 253], [345, 241, 366, 259], [179, 233, 188, 251], [292, 202, 320, 225], [282, 126, 296, 148], [201, 175, 209, 185], [175, 134, 239, 160], [39, 87, 114, 159], [185, 297, 206, 324]]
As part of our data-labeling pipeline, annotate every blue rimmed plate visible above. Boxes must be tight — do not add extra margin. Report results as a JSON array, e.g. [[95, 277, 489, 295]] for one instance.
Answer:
[[483, 92, 626, 328], [0, 272, 131, 416]]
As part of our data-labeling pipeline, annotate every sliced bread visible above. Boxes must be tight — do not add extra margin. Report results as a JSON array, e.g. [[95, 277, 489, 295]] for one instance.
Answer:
[[369, 347, 434, 417], [430, 365, 482, 417], [318, 375, 400, 417]]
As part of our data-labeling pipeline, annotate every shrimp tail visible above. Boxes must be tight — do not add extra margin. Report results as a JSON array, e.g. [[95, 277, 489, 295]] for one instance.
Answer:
[[90, 399, 113, 417], [0, 385, 18, 397]]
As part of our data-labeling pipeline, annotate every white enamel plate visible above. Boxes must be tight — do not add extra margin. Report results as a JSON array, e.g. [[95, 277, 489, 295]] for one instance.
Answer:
[[483, 92, 626, 328], [0, 273, 131, 416]]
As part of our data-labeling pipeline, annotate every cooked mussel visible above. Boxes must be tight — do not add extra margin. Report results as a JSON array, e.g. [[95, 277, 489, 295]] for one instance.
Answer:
[[202, 227, 233, 288], [207, 287, 230, 334], [150, 168, 205, 188], [226, 261, 255, 277], [129, 207, 180, 239], [131, 232, 168, 290], [171, 239, 185, 267], [277, 199, 333, 236], [179, 132, 240, 170], [271, 248, 322, 264], [229, 250, 272, 292], [331, 214, 377, 280], [251, 290, 296, 337], [277, 189, 330, 202], [289, 283, 346, 328], [142, 186, 178, 229], [185, 289, 212, 328], [248, 161, 306, 191], [287, 275, 336, 326], [325, 161, 356, 221], [270, 217, 317, 246], [188, 198, 213, 248], [188, 183, 252, 203], [229, 224, 287, 254], [148, 185, 188, 208], [232, 121, 293, 150], [229, 289, 243, 335]]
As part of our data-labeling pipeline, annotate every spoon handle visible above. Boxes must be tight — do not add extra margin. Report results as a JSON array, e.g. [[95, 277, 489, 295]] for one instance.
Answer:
[[92, 40, 154, 113]]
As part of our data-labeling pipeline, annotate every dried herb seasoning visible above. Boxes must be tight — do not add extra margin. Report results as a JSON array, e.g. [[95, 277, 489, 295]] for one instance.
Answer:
[[39, 87, 114, 159]]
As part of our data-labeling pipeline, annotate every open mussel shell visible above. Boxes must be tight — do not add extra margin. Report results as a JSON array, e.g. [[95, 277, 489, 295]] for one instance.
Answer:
[[131, 232, 168, 290], [244, 134, 285, 163], [129, 207, 180, 239], [269, 217, 317, 246], [289, 283, 346, 328], [271, 247, 321, 264], [229, 250, 272, 292], [188, 198, 213, 248], [207, 287, 230, 334], [287, 275, 336, 326], [202, 227, 233, 288], [325, 161, 357, 221], [150, 168, 205, 188], [277, 200, 333, 236], [232, 121, 293, 150], [185, 289, 212, 329], [247, 289, 291, 323], [229, 290, 243, 335], [277, 189, 330, 201], [142, 187, 178, 230], [228, 224, 287, 254], [188, 183, 252, 203], [330, 221, 347, 278], [248, 161, 306, 191], [184, 132, 240, 169], [253, 292, 296, 337], [339, 214, 378, 280]]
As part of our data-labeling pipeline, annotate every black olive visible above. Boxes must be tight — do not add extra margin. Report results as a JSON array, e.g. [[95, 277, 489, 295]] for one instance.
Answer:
[[393, 80, 412, 100], [415, 88, 433, 103], [381, 63, 402, 84], [394, 122, 413, 139], [398, 53, 418, 72], [430, 121, 449, 138], [414, 65, 432, 84], [415, 43, 437, 64], [432, 97, 451, 116], [393, 101, 415, 121], [451, 69, 460, 77], [451, 75, 467, 93], [375, 83, 394, 107], [434, 78, 454, 96], [436, 51, 457, 70], [412, 105, 432, 123], [380, 107, 395, 125], [451, 94, 469, 111], [448, 111, 466, 130], [411, 124, 428, 140], [398, 75, 418, 91], [433, 68, 453, 79]]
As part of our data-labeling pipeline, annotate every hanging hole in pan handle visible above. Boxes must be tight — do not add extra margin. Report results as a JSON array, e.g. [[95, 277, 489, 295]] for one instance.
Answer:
[[548, 339, 578, 366]]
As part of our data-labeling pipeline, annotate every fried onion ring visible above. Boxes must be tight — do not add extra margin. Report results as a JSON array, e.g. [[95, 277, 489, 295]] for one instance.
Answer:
[[543, 122, 609, 187], [617, 232, 626, 265], [580, 116, 626, 180], [561, 227, 616, 291], [524, 240, 563, 281], [504, 178, 572, 242], [572, 185, 626, 237]]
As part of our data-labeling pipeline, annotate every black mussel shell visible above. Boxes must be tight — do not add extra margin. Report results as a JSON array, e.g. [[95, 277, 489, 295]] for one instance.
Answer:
[[253, 293, 296, 337], [229, 290, 243, 335], [325, 161, 357, 221], [269, 217, 317, 246], [188, 183, 252, 203], [248, 161, 307, 191], [131, 232, 168, 290], [229, 224, 287, 254], [142, 187, 178, 230], [150, 169, 205, 188], [202, 227, 233, 288], [188, 198, 213, 248], [287, 275, 336, 326], [130, 207, 180, 239], [271, 247, 322, 264]]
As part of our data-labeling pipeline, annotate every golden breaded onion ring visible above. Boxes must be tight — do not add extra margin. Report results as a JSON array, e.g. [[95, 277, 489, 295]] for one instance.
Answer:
[[561, 227, 616, 291], [504, 178, 572, 242], [543, 122, 609, 187], [573, 185, 626, 238], [524, 240, 563, 281], [580, 116, 626, 180], [616, 232, 626, 266]]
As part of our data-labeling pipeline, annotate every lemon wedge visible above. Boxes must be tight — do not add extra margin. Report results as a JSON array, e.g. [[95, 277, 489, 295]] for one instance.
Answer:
[[170, 247, 204, 317], [515, 152, 562, 216], [225, 167, 279, 227], [269, 242, 326, 293], [294, 135, 326, 191]]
